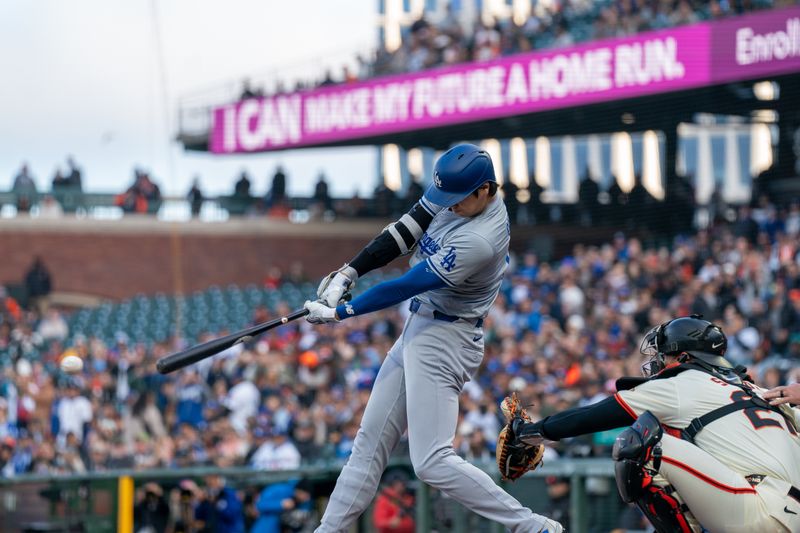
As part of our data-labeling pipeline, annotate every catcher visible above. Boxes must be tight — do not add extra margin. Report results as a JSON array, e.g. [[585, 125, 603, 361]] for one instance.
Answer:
[[496, 316, 800, 533]]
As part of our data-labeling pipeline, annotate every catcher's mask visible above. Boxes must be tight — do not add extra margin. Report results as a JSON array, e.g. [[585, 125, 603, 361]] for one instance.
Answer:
[[640, 315, 730, 377]]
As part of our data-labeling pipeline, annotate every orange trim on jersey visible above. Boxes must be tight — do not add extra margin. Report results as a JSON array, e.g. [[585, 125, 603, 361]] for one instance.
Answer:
[[656, 361, 683, 375], [662, 425, 682, 438], [661, 457, 757, 494], [614, 393, 638, 420]]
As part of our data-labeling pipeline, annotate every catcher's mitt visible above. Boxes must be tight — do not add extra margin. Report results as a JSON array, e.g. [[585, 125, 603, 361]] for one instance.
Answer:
[[496, 392, 545, 481]]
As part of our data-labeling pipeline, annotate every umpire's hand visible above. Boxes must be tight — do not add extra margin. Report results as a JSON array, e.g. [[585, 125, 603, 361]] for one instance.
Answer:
[[764, 383, 800, 406]]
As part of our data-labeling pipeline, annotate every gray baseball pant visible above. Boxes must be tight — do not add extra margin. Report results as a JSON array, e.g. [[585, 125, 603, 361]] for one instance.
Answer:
[[315, 307, 554, 532]]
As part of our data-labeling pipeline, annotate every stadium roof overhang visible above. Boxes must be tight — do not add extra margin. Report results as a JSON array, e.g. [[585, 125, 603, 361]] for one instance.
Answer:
[[179, 6, 800, 154]]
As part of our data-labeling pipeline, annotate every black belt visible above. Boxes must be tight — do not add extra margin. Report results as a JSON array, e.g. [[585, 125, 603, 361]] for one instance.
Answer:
[[790, 485, 800, 504], [409, 298, 483, 328]]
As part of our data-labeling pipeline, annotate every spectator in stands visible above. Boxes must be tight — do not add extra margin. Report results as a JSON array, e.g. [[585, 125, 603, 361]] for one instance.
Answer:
[[55, 380, 92, 446], [626, 175, 654, 230], [312, 172, 332, 213], [373, 471, 415, 533], [241, 78, 260, 100], [252, 478, 315, 533], [372, 182, 396, 218], [502, 180, 520, 225], [664, 172, 696, 234], [37, 309, 68, 342], [224, 372, 259, 435], [12, 163, 37, 213], [65, 156, 83, 190], [51, 168, 69, 190], [473, 20, 502, 61], [187, 177, 204, 218], [734, 205, 760, 243], [193, 474, 245, 533], [138, 171, 162, 209], [0, 402, 14, 443], [528, 173, 548, 223], [464, 398, 501, 442], [134, 482, 170, 533], [544, 476, 571, 531], [0, 437, 15, 477], [319, 70, 335, 86], [404, 175, 425, 212], [461, 426, 493, 462], [267, 166, 288, 212], [116, 169, 161, 214], [235, 170, 252, 198], [605, 177, 626, 226], [373, 44, 397, 76], [175, 371, 205, 429], [24, 256, 52, 313], [578, 172, 600, 226], [356, 53, 372, 79], [552, 21, 575, 48], [250, 426, 301, 470], [291, 419, 322, 464], [172, 480, 200, 532], [342, 65, 358, 84], [130, 391, 167, 441], [671, 0, 700, 25], [220, 0, 779, 96]]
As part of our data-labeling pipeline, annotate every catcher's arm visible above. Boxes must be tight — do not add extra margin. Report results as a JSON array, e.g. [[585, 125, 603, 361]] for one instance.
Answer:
[[496, 393, 637, 481], [522, 395, 636, 441]]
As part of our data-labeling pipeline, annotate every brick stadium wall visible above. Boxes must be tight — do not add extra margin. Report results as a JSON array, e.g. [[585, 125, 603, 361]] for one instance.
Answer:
[[0, 217, 616, 301], [0, 218, 385, 300]]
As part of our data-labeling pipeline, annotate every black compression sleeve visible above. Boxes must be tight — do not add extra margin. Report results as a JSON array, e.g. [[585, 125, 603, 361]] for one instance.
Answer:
[[539, 396, 636, 440], [348, 201, 435, 277], [349, 235, 399, 276]]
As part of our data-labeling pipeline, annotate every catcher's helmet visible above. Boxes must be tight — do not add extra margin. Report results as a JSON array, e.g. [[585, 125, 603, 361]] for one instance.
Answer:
[[640, 316, 731, 376], [424, 143, 496, 208]]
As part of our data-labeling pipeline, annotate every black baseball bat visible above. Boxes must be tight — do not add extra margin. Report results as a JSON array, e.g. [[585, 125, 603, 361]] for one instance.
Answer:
[[156, 308, 309, 374]]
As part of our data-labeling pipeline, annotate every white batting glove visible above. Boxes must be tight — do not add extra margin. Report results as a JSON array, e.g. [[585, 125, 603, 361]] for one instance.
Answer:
[[317, 264, 357, 307], [304, 300, 339, 324], [533, 516, 563, 533]]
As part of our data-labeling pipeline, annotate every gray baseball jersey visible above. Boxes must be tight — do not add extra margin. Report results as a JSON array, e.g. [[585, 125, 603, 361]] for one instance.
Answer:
[[410, 195, 510, 318], [316, 193, 561, 533]]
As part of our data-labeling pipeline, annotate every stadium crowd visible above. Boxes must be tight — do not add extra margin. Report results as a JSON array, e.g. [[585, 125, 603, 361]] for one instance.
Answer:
[[0, 197, 798, 473], [0, 196, 798, 529], [241, 0, 788, 96]]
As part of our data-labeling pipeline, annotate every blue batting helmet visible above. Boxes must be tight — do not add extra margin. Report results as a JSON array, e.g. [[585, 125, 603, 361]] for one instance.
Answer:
[[424, 144, 496, 208]]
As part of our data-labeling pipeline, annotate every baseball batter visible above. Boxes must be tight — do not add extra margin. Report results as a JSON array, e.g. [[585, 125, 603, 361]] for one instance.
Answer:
[[508, 316, 800, 533], [304, 144, 562, 533]]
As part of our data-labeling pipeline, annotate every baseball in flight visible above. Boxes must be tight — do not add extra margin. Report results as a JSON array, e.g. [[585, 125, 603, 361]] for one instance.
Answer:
[[60, 355, 84, 374]]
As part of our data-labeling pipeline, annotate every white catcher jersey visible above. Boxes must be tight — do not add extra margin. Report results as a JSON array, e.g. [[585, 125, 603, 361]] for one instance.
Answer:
[[616, 369, 800, 486], [409, 195, 510, 319]]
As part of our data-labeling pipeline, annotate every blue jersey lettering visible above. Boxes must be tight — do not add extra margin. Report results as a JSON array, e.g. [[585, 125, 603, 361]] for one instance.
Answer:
[[419, 233, 441, 256], [440, 247, 457, 272]]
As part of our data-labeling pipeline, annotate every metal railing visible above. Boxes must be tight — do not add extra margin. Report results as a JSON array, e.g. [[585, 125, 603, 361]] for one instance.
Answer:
[[0, 458, 627, 533], [0, 189, 409, 223]]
